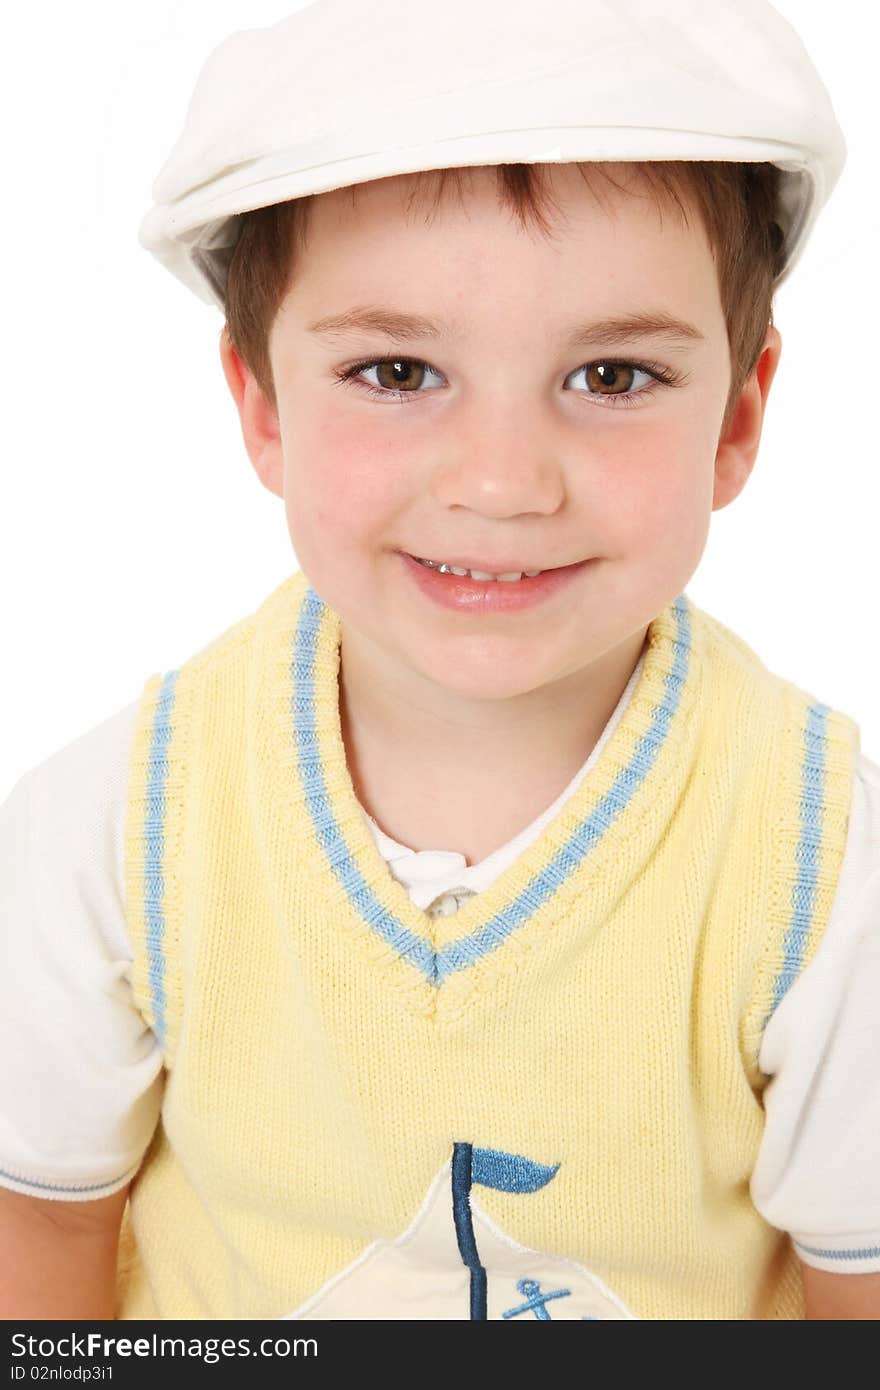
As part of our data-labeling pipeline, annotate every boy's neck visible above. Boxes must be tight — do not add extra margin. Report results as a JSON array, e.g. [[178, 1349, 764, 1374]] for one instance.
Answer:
[[338, 623, 649, 866]]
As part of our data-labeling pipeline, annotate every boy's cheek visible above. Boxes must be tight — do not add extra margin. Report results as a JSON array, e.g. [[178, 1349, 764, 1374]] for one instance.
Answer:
[[588, 449, 692, 536], [294, 415, 414, 520], [283, 457, 408, 588], [591, 452, 712, 584], [630, 481, 713, 583]]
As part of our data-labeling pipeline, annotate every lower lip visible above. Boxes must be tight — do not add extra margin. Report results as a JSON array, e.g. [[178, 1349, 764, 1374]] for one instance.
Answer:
[[399, 552, 592, 613]]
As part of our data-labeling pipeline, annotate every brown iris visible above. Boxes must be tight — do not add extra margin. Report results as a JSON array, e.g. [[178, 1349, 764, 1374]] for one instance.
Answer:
[[374, 360, 423, 391], [585, 362, 635, 395]]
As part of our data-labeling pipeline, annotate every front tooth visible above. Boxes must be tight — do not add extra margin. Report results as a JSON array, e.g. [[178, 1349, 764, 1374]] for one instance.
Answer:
[[420, 558, 540, 580]]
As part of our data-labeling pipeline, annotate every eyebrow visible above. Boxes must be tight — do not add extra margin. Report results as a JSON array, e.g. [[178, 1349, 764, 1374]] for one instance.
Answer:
[[306, 305, 705, 350]]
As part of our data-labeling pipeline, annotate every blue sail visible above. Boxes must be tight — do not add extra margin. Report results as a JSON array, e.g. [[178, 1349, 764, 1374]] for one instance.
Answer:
[[471, 1146, 559, 1194]]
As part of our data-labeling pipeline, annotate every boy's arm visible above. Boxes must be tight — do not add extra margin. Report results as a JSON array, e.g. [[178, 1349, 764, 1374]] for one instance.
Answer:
[[800, 1259, 880, 1319], [0, 1183, 129, 1319]]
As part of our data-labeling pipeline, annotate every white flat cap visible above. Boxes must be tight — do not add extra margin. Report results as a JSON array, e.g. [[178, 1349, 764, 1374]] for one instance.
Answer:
[[138, 0, 847, 310]]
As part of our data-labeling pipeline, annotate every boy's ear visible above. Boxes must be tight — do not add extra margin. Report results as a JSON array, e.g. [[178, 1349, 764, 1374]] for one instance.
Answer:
[[218, 327, 284, 499], [712, 324, 782, 512]]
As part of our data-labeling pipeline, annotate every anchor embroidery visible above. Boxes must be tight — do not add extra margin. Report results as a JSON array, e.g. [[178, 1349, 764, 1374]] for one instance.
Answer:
[[503, 1277, 572, 1320]]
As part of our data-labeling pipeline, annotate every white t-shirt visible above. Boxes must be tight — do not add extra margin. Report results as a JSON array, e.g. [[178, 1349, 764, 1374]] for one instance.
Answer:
[[1, 652, 879, 1276]]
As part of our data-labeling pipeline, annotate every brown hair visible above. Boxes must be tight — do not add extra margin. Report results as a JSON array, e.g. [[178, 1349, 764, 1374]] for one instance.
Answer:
[[223, 160, 785, 437]]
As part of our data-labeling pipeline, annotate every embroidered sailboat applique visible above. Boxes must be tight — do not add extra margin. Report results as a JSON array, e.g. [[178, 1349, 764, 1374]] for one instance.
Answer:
[[284, 1144, 636, 1320]]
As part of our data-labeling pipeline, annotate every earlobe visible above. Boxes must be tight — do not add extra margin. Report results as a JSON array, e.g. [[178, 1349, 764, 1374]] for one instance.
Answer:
[[218, 328, 285, 499]]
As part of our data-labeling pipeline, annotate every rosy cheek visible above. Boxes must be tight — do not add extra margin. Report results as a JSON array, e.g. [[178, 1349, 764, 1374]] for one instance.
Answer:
[[630, 455, 712, 570], [584, 440, 703, 569], [307, 415, 412, 518]]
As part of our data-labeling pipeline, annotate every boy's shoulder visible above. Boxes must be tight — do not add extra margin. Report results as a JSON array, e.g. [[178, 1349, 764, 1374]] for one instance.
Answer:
[[691, 599, 860, 726], [174, 569, 310, 681], [689, 601, 790, 685]]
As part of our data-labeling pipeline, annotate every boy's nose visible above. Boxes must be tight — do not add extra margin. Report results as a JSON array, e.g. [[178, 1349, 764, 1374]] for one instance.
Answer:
[[430, 454, 567, 519], [427, 418, 569, 519]]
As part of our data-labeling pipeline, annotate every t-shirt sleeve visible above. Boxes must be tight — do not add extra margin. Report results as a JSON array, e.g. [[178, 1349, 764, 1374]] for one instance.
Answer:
[[750, 751, 880, 1272], [0, 700, 164, 1201]]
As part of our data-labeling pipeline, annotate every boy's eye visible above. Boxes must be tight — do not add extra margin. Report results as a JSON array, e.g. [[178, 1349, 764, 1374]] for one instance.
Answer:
[[332, 355, 681, 408], [572, 361, 654, 394], [359, 358, 444, 395]]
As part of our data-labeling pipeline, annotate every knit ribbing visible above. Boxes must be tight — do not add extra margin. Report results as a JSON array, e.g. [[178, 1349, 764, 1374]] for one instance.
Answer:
[[125, 613, 256, 1068], [742, 681, 858, 1087], [125, 669, 185, 1062]]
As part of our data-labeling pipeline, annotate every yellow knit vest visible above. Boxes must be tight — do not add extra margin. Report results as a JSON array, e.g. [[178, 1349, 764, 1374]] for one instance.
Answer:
[[115, 569, 858, 1320]]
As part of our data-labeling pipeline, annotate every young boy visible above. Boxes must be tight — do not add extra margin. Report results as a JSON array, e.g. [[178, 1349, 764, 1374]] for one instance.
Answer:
[[1, 0, 879, 1321]]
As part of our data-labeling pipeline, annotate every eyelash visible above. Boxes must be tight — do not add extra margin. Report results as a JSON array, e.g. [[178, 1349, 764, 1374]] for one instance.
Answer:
[[331, 355, 685, 408]]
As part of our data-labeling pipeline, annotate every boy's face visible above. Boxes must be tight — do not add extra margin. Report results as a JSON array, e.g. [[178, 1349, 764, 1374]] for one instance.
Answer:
[[223, 163, 780, 708]]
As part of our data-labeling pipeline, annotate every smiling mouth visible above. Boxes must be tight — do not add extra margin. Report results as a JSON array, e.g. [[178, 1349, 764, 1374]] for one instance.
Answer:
[[404, 553, 590, 582]]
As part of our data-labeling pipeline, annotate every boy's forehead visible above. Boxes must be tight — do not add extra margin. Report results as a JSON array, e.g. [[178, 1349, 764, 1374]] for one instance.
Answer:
[[290, 163, 716, 317], [301, 164, 705, 276], [278, 234, 722, 373], [265, 163, 730, 365]]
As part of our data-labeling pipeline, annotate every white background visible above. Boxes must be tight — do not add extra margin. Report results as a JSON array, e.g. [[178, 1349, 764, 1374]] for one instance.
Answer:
[[0, 0, 877, 792]]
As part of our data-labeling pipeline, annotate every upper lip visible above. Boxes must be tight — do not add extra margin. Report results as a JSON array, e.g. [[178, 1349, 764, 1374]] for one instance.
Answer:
[[404, 551, 572, 572]]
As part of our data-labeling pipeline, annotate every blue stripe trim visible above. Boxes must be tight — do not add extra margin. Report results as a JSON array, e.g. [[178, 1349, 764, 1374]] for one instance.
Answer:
[[0, 1165, 135, 1195], [291, 589, 437, 981], [293, 589, 690, 986], [765, 702, 830, 1026], [144, 669, 179, 1049], [796, 1241, 880, 1262]]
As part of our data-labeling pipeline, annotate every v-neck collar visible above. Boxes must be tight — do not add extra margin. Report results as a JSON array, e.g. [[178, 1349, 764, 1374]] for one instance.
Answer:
[[358, 643, 648, 910], [261, 571, 704, 1021]]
